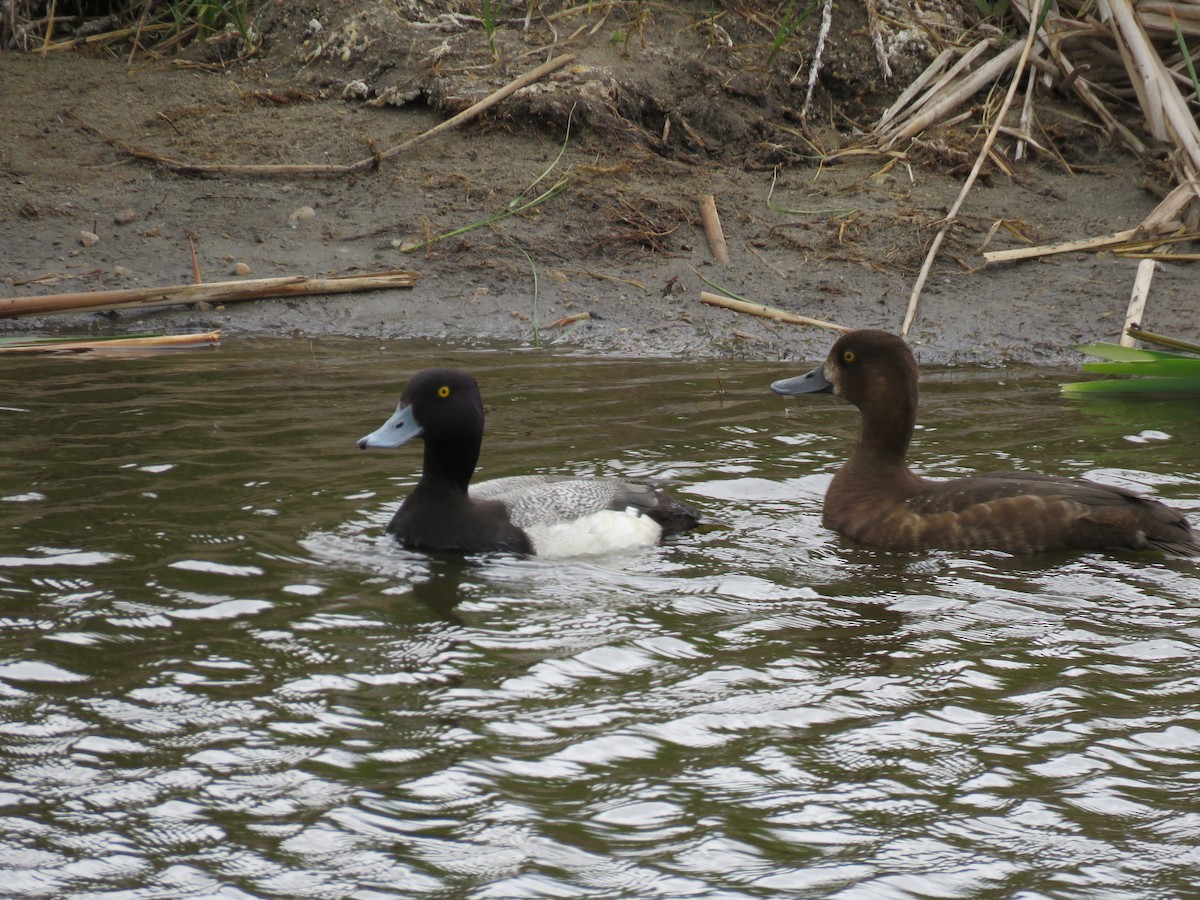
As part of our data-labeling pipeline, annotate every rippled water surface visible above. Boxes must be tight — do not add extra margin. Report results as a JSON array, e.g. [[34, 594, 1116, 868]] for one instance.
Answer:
[[2, 339, 1199, 899]]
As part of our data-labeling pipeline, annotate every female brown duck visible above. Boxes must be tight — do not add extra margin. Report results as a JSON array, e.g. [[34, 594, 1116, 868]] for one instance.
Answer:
[[771, 329, 1199, 556]]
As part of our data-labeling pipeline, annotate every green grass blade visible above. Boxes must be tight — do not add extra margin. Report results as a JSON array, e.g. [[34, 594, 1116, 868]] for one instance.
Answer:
[[1073, 342, 1195, 362], [1082, 359, 1200, 376], [766, 168, 856, 217], [511, 104, 575, 209], [505, 237, 540, 348], [694, 271, 748, 301], [1174, 13, 1200, 102], [1061, 376, 1200, 394]]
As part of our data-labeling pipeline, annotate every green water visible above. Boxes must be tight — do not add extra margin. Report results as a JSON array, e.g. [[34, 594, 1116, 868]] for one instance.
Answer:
[[1, 339, 1198, 898]]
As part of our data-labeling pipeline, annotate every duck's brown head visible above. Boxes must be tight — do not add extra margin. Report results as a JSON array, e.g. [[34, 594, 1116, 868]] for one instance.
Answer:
[[772, 330, 920, 460], [773, 330, 918, 408]]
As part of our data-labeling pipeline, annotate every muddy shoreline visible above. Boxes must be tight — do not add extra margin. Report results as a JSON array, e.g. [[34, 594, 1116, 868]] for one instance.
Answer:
[[1, 3, 1194, 367]]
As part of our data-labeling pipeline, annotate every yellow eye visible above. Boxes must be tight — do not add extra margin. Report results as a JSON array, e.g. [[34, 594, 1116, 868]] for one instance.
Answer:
[[437, 385, 451, 398], [842, 350, 857, 364]]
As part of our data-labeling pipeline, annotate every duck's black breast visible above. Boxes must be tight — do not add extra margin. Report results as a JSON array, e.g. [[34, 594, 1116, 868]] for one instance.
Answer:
[[387, 485, 533, 554], [825, 469, 1199, 555]]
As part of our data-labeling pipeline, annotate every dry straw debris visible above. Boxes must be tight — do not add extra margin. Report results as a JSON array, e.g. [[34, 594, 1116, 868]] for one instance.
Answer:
[[879, 0, 1200, 230], [875, 0, 1200, 333]]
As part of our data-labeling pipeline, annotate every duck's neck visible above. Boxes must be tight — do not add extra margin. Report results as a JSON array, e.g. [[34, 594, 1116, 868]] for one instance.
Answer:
[[849, 393, 917, 474], [420, 438, 479, 494]]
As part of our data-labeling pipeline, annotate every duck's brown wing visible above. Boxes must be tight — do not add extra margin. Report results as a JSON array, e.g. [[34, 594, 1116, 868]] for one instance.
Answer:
[[906, 472, 1199, 555]]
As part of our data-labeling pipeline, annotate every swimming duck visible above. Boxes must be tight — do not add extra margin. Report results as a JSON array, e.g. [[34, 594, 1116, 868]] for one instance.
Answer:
[[771, 329, 1199, 555], [359, 368, 700, 556]]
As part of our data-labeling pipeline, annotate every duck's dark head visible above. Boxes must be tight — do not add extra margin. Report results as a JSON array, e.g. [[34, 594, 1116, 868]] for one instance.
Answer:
[[359, 368, 485, 450], [772, 330, 918, 411]]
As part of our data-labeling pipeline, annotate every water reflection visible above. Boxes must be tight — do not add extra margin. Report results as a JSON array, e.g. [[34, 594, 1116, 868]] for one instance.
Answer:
[[0, 340, 1197, 897]]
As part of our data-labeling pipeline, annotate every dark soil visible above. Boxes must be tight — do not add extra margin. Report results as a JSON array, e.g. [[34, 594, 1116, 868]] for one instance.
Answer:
[[1, 1, 1193, 364]]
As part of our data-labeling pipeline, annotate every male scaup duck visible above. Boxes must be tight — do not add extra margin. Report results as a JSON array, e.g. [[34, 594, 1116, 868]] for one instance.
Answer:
[[771, 329, 1199, 556], [359, 368, 700, 556]]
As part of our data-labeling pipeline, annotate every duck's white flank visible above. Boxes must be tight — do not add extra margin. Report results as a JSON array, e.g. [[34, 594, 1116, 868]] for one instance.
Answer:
[[524, 508, 663, 558]]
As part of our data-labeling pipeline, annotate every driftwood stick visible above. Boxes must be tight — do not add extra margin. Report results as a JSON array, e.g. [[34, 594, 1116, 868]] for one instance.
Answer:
[[0, 271, 419, 319], [700, 291, 849, 332], [900, 10, 1042, 337], [68, 53, 575, 177], [699, 195, 731, 264], [1119, 258, 1156, 347]]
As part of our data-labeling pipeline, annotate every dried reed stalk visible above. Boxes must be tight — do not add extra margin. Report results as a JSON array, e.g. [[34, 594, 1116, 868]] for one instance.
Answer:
[[900, 12, 1044, 337], [984, 228, 1139, 262], [0, 271, 418, 318], [797, 0, 834, 118], [877, 41, 993, 138], [984, 226, 1198, 262], [0, 332, 222, 353], [864, 0, 893, 80], [69, 54, 575, 178], [699, 291, 849, 332], [881, 42, 1024, 150], [1119, 258, 1157, 347], [1103, 0, 1200, 173], [699, 195, 731, 264], [1125, 325, 1200, 352]]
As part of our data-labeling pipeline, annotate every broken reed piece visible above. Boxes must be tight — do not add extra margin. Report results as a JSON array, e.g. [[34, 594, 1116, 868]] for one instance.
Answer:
[[984, 228, 1140, 263], [982, 226, 1200, 263], [0, 270, 419, 318], [699, 291, 849, 333], [1119, 258, 1157, 348], [0, 332, 222, 354], [1125, 325, 1200, 353], [699, 195, 730, 264], [187, 234, 202, 283], [544, 311, 591, 329]]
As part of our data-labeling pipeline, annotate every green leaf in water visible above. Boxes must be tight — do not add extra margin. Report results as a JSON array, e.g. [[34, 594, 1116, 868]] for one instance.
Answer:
[[1063, 341, 1200, 394], [1061, 376, 1200, 394], [1073, 343, 1195, 362], [1082, 359, 1200, 377]]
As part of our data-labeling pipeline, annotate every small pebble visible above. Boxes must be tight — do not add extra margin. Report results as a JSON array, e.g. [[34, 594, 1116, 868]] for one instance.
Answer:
[[80, 230, 100, 247], [231, 262, 252, 276], [287, 206, 316, 227], [114, 265, 131, 277], [113, 208, 139, 225]]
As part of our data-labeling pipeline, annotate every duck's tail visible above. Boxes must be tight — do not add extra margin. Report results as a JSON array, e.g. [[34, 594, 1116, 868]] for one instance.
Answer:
[[648, 492, 702, 537]]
